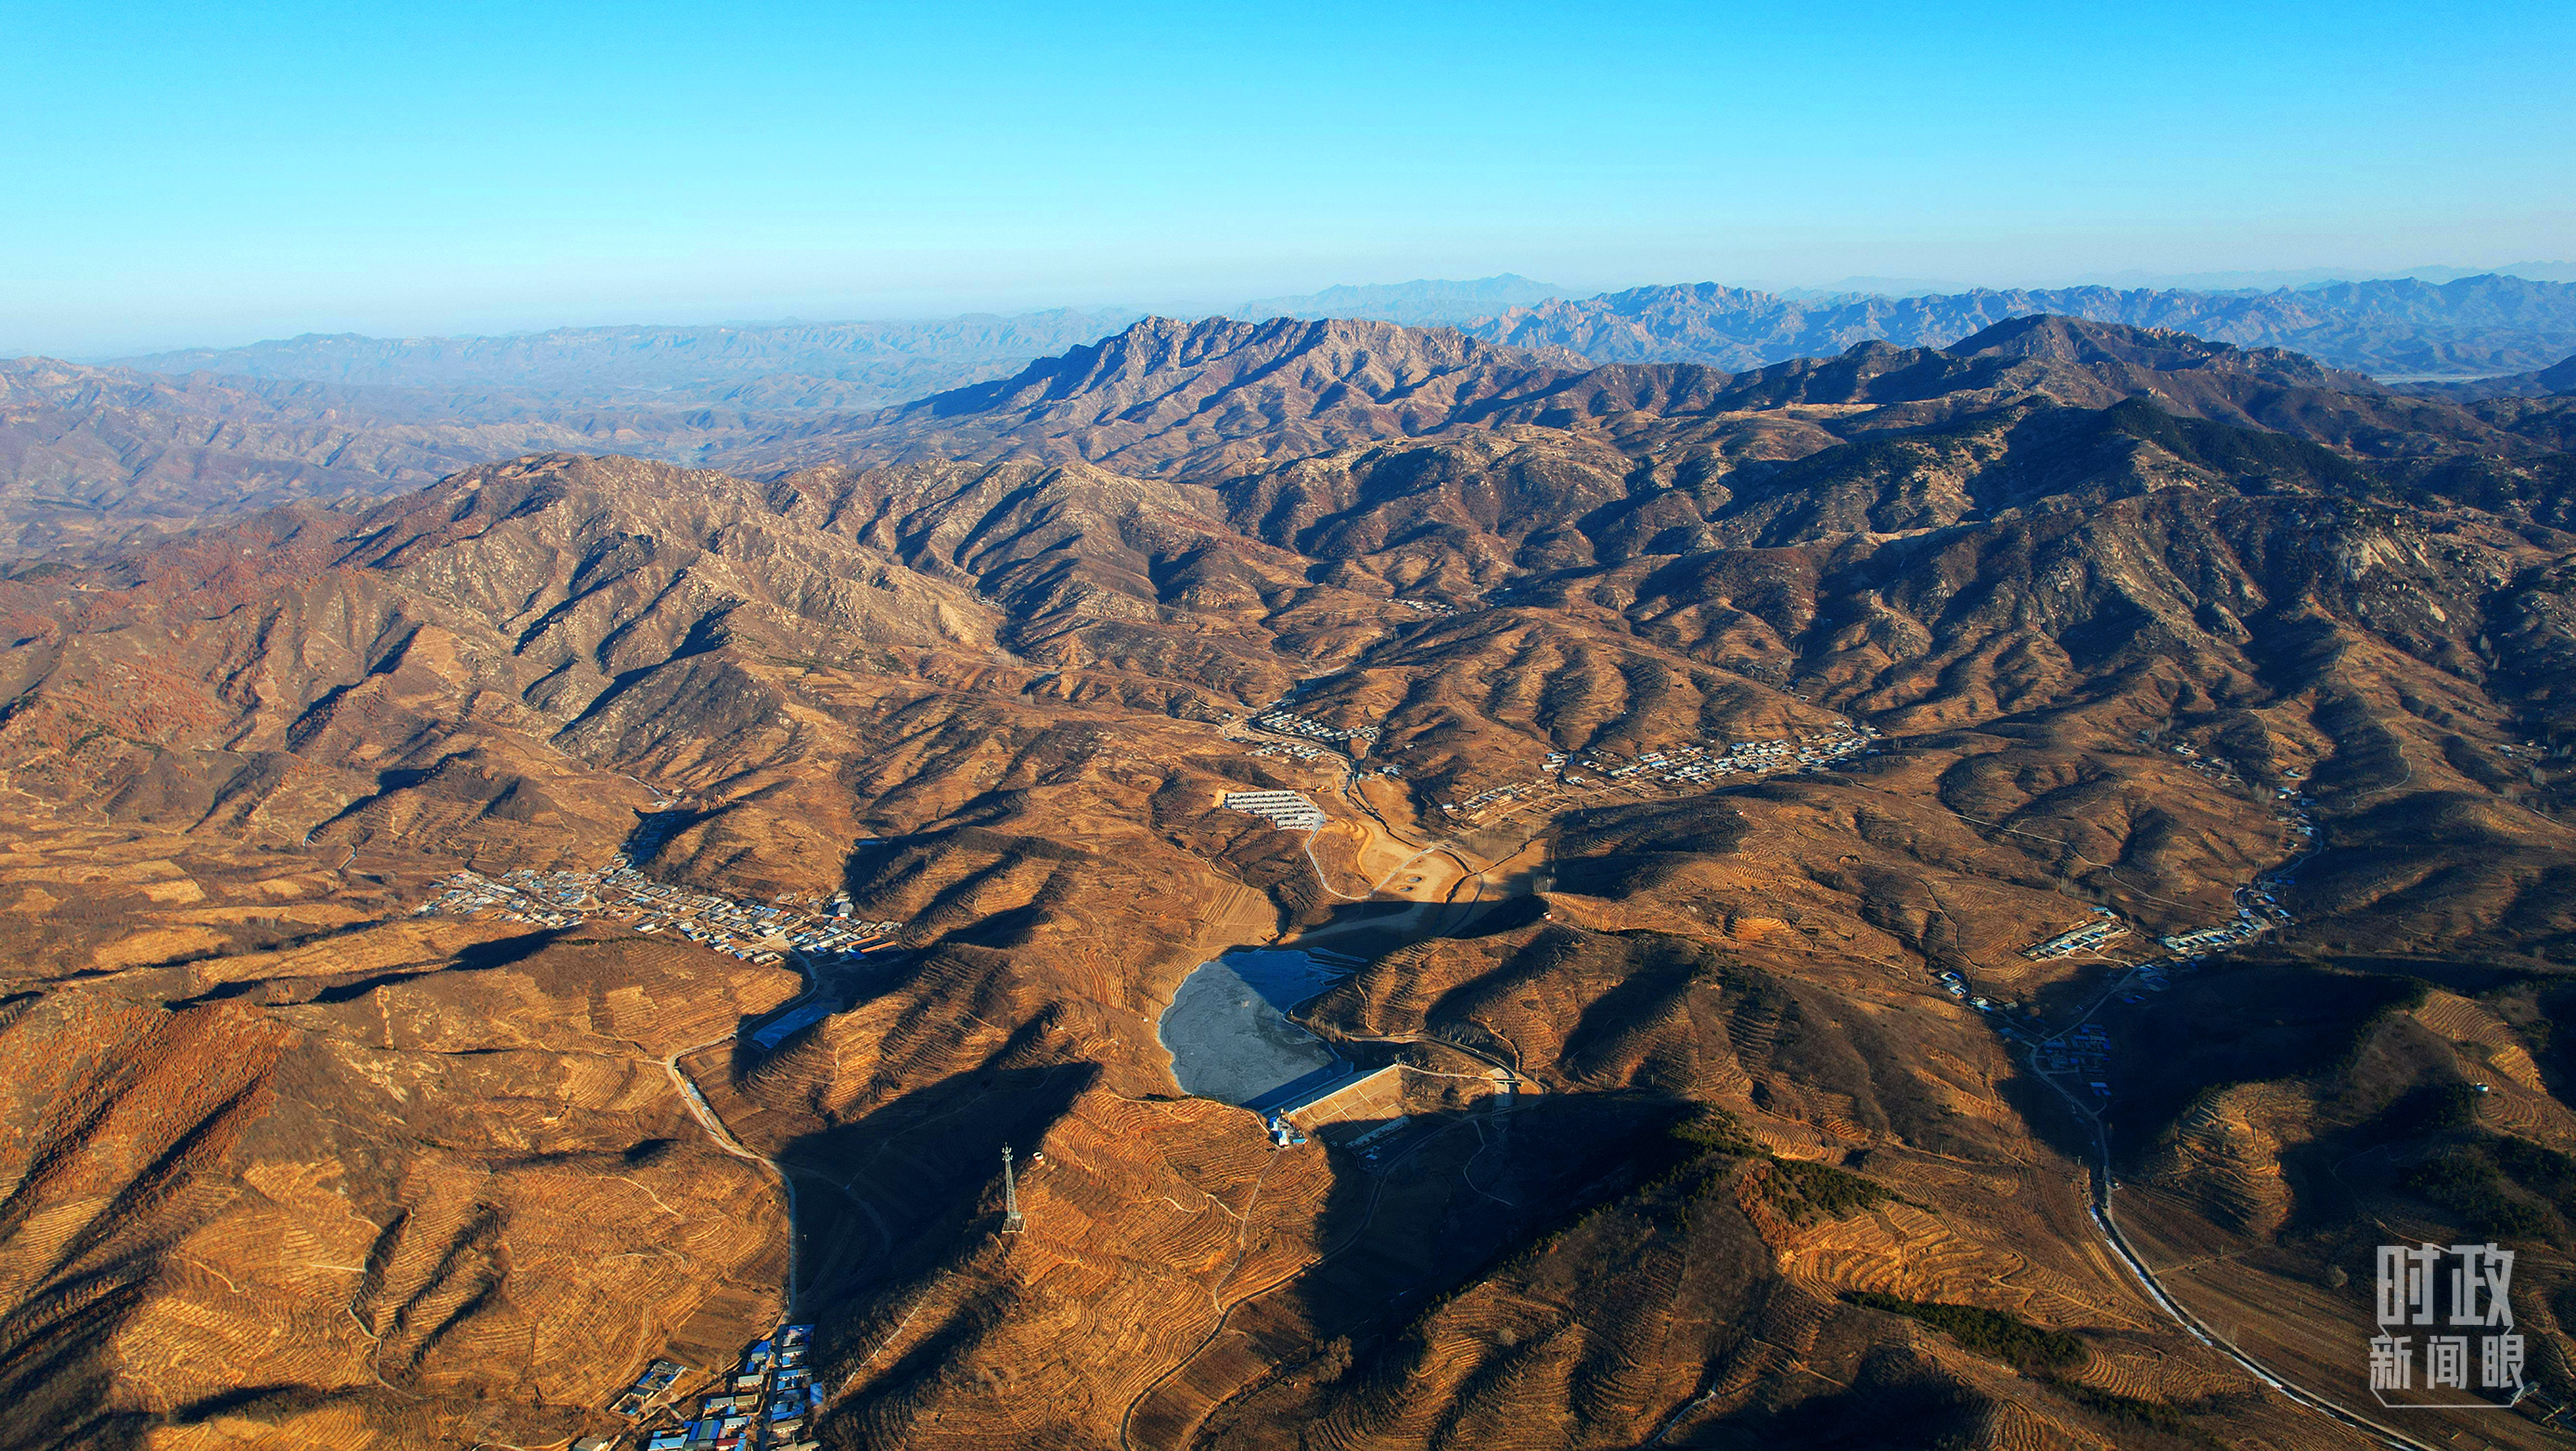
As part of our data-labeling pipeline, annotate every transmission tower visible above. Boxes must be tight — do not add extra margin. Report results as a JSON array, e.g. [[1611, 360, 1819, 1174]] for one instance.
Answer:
[[1000, 1144, 1025, 1234]]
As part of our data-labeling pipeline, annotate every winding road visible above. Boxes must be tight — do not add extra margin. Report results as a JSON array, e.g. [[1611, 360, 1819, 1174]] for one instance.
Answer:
[[664, 1035, 801, 1315], [2017, 1012, 2460, 1451]]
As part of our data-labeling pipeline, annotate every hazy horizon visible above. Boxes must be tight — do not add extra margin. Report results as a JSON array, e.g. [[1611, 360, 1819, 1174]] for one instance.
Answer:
[[19, 261, 2571, 364], [8, 0, 2571, 356]]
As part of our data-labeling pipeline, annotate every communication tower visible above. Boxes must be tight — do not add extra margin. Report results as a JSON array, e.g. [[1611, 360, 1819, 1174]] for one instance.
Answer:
[[1001, 1144, 1024, 1234]]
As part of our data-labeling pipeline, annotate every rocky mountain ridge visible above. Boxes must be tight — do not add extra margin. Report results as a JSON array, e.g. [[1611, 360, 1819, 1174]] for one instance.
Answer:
[[752, 315, 1590, 478], [18, 295, 2570, 568]]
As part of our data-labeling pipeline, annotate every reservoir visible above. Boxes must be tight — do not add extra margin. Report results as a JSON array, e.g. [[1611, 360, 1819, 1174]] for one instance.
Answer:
[[1159, 947, 1359, 1106]]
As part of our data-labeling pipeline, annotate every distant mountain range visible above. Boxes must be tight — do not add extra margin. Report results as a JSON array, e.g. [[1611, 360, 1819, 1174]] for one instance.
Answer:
[[1234, 274, 1573, 326], [1463, 276, 2576, 377], [109, 308, 1143, 412], [0, 357, 827, 553], [1775, 263, 2576, 296], [780, 316, 1587, 478], [12, 292, 2575, 556], [2070, 261, 2576, 290], [19, 268, 2575, 556], [90, 275, 2576, 430]]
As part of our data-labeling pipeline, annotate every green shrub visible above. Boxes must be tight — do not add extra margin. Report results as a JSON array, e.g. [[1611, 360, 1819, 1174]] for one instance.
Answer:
[[2400, 1151, 2557, 1241], [2048, 1379, 2189, 1432], [2429, 1082, 2486, 1131], [2490, 1134, 2576, 1199], [1762, 1158, 1892, 1224], [1669, 1106, 1760, 1158], [1842, 1292, 2085, 1370], [2040, 1378, 2230, 1448]]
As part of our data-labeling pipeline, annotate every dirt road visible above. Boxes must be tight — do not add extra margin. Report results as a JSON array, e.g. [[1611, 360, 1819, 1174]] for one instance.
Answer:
[[665, 1038, 801, 1316]]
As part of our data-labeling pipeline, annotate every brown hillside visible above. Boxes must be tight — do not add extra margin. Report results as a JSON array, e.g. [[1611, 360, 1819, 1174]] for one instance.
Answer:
[[0, 318, 2572, 1447]]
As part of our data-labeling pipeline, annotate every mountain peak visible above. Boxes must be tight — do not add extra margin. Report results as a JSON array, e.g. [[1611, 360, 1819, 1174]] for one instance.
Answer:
[[1947, 314, 2382, 391], [749, 315, 1584, 477], [952, 314, 1583, 408]]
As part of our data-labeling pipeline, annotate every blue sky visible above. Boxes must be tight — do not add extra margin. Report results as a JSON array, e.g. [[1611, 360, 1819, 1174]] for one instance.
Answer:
[[6, 0, 2570, 354]]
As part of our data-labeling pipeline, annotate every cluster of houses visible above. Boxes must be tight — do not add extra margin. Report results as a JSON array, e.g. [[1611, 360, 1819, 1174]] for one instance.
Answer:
[[2163, 740, 2238, 782], [1228, 700, 1879, 822], [1391, 597, 1458, 617], [1442, 775, 1544, 816], [2034, 1022, 2116, 1099], [2272, 777, 2318, 847], [1228, 697, 1391, 771], [1252, 707, 1379, 748], [609, 1359, 687, 1419], [1428, 725, 1878, 820], [2103, 749, 2316, 957], [1245, 739, 1337, 764], [1557, 726, 1877, 787], [1971, 750, 2336, 1106], [611, 1324, 821, 1450], [414, 864, 901, 968], [2020, 911, 2130, 960], [2160, 921, 2250, 954], [2158, 873, 2301, 959], [2159, 890, 2296, 957]]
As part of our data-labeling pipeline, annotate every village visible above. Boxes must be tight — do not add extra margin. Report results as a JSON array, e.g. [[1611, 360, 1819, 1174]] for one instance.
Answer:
[[1979, 743, 2322, 1116], [1567, 726, 1878, 789], [1224, 700, 1391, 772], [1242, 737, 1354, 768], [1435, 723, 1880, 821], [581, 1323, 821, 1451], [413, 845, 908, 963], [2151, 753, 2314, 957], [1223, 700, 1879, 825], [1250, 704, 1380, 748], [404, 835, 873, 1449]]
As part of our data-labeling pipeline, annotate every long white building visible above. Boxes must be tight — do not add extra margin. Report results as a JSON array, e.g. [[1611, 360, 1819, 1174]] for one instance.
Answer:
[[1222, 790, 1326, 830]]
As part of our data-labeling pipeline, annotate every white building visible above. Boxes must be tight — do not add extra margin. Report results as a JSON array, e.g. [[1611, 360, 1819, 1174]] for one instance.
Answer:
[[1222, 790, 1326, 830]]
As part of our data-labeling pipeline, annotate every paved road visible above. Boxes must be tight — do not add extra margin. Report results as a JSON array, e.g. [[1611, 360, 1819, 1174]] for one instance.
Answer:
[[665, 1036, 801, 1316], [2015, 1010, 2459, 1451]]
